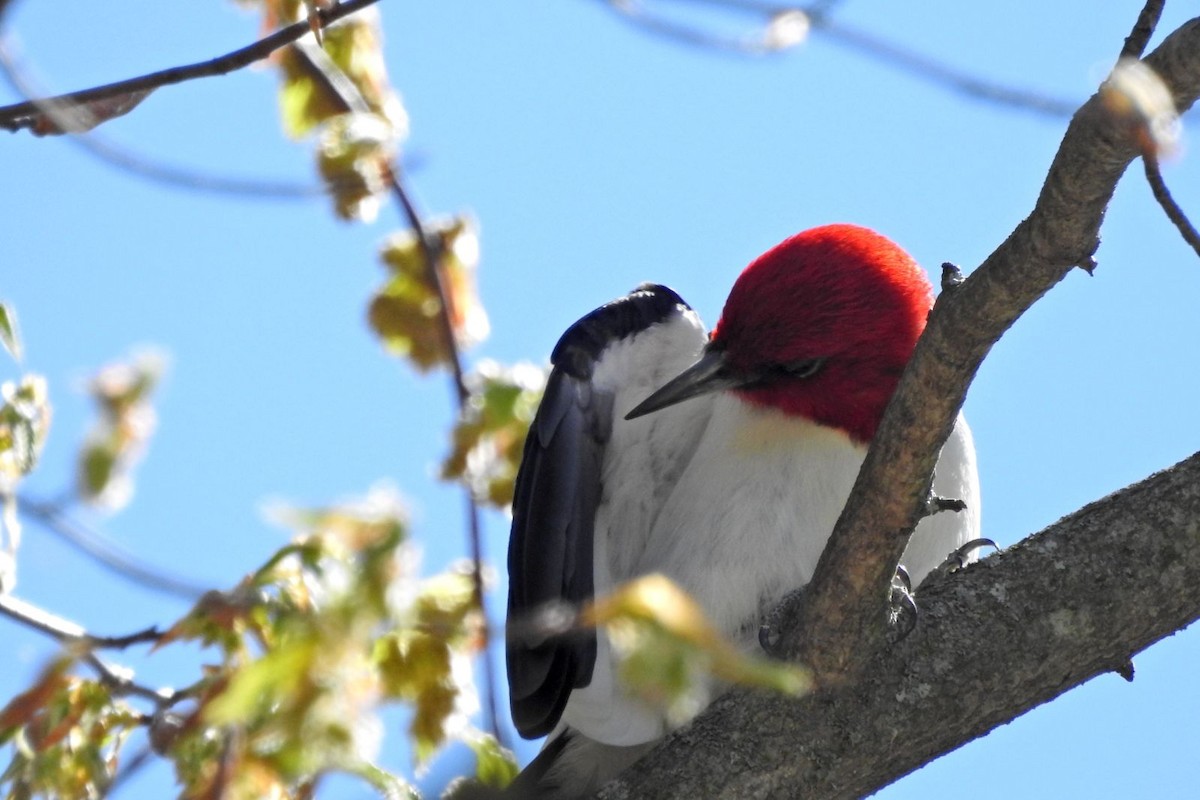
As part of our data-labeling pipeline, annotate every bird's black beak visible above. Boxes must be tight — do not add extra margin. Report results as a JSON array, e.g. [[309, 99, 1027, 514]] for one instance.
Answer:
[[625, 348, 745, 420]]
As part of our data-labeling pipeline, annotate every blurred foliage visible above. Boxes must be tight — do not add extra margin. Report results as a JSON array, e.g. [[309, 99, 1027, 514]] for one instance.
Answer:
[[76, 350, 166, 512], [585, 574, 812, 727], [369, 216, 490, 372], [240, 0, 408, 223], [0, 319, 51, 590], [0, 376, 50, 489], [441, 362, 545, 509], [0, 303, 21, 363], [0, 659, 141, 800], [1, 485, 518, 799], [316, 112, 394, 221], [274, 7, 407, 140]]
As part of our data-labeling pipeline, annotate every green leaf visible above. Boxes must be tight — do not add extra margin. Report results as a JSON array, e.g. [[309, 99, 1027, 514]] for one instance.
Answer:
[[78, 441, 118, 500], [1, 375, 51, 480], [0, 302, 21, 362], [345, 759, 420, 800], [467, 733, 519, 789], [585, 574, 812, 725], [440, 361, 546, 508], [205, 638, 316, 725]]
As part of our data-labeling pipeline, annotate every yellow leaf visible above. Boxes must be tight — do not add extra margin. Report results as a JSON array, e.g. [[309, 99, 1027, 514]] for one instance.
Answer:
[[274, 8, 408, 141], [316, 112, 394, 221], [440, 361, 546, 508], [204, 638, 316, 725], [0, 375, 51, 482], [369, 216, 490, 371], [466, 732, 519, 789], [583, 574, 811, 722]]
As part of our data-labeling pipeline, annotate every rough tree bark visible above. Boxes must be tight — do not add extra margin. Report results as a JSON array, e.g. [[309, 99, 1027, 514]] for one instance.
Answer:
[[597, 12, 1200, 800]]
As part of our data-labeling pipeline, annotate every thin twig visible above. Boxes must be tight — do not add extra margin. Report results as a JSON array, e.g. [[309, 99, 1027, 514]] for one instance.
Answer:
[[18, 496, 208, 600], [600, 0, 801, 55], [383, 110, 505, 756], [599, 0, 1077, 117], [286, 40, 504, 744], [1119, 0, 1165, 61], [1144, 153, 1200, 259], [83, 652, 179, 705], [0, 0, 382, 132], [0, 592, 179, 707], [0, 592, 163, 648], [0, 31, 426, 196], [815, 17, 1076, 117], [0, 37, 329, 198]]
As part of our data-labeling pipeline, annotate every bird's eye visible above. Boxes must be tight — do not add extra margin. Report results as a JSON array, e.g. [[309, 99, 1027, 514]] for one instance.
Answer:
[[781, 358, 825, 379]]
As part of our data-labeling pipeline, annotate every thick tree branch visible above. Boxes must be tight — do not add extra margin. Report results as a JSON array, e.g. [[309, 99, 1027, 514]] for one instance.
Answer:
[[790, 14, 1200, 682], [600, 449, 1200, 799], [0, 0, 381, 132]]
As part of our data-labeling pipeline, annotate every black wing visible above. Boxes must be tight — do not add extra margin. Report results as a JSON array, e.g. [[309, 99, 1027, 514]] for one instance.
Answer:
[[507, 283, 691, 738]]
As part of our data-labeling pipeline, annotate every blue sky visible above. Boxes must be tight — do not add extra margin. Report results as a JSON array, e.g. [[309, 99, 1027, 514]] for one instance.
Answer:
[[3, 1, 1199, 797]]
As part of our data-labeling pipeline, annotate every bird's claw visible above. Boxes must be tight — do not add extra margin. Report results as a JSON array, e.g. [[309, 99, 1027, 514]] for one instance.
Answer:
[[304, 0, 336, 46], [942, 537, 998, 573], [923, 492, 967, 519], [758, 622, 780, 654], [758, 586, 806, 658], [887, 566, 919, 643]]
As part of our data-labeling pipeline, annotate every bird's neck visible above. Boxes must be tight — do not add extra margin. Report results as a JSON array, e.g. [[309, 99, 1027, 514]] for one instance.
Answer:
[[731, 369, 896, 445], [719, 392, 861, 458]]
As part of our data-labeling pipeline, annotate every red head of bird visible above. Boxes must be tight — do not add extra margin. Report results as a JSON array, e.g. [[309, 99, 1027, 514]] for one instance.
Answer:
[[627, 224, 933, 445]]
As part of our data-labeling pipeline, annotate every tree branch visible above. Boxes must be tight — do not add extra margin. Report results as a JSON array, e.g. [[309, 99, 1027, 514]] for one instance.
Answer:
[[0, 592, 162, 649], [600, 449, 1200, 798], [815, 16, 1077, 117], [0, 592, 178, 707], [789, 13, 1200, 683], [0, 0, 382, 132], [18, 495, 208, 600], [1143, 152, 1200, 259], [597, 0, 1078, 116], [1119, 0, 1165, 61]]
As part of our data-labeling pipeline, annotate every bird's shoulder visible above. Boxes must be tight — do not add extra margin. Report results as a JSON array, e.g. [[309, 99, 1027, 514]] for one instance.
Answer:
[[550, 283, 695, 379]]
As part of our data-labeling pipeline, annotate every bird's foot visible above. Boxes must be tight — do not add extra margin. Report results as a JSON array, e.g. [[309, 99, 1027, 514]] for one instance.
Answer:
[[922, 492, 967, 518], [933, 537, 998, 578], [758, 586, 806, 657], [887, 565, 919, 644]]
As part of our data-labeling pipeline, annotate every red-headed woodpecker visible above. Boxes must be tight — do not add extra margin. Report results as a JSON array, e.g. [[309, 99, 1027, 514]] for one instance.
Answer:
[[507, 224, 980, 796]]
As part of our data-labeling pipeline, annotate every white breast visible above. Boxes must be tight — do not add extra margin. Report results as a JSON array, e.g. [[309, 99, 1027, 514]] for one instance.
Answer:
[[562, 386, 980, 747]]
